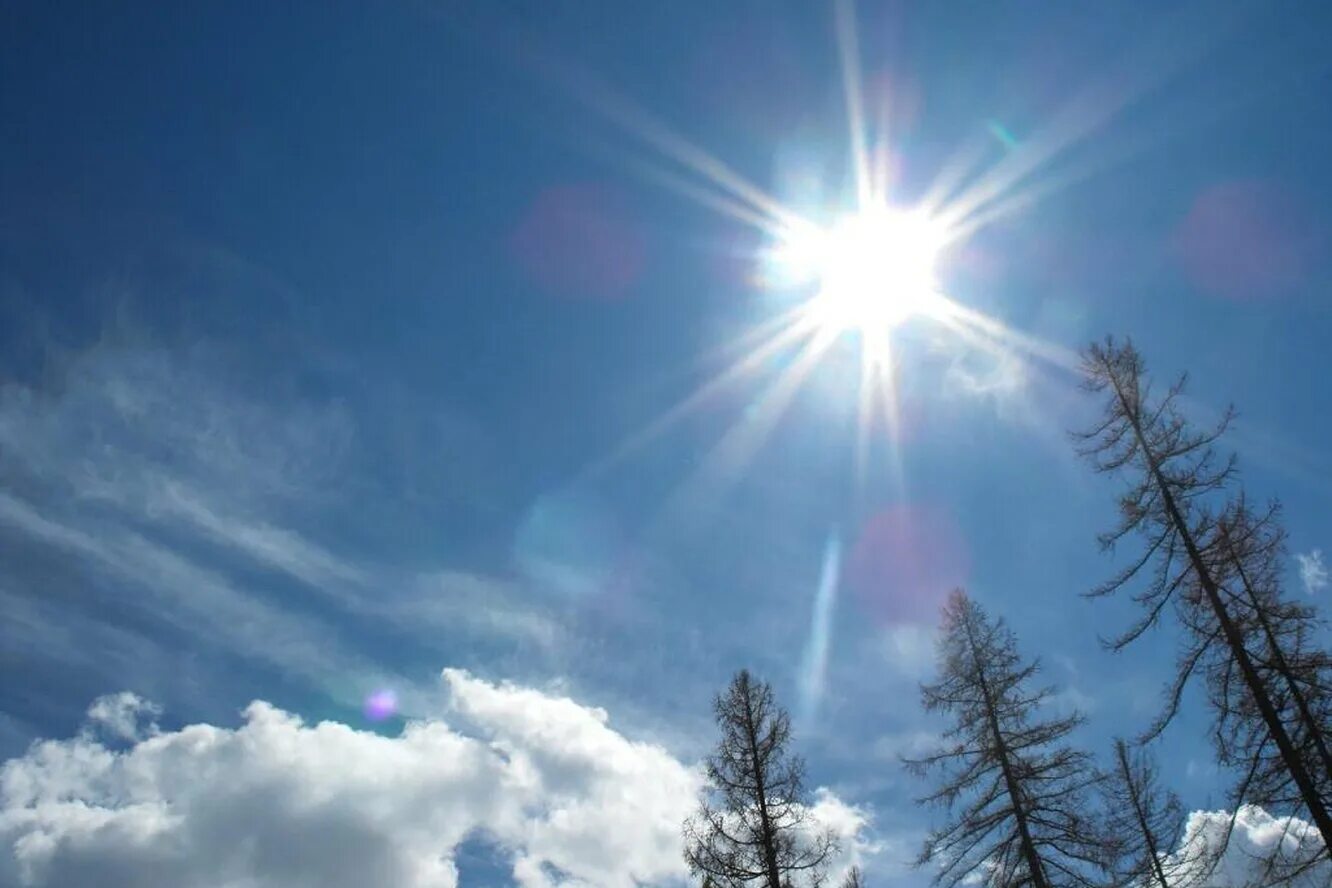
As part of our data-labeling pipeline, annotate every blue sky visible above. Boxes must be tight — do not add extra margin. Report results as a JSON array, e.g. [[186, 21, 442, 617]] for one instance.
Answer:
[[2, 2, 1332, 886]]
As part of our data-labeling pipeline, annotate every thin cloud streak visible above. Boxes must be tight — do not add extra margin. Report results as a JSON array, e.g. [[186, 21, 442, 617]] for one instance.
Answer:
[[0, 489, 405, 710], [0, 342, 562, 718], [798, 532, 843, 723]]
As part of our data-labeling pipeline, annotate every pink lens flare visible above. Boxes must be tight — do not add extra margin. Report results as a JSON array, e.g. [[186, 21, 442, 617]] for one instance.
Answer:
[[362, 689, 398, 722], [846, 503, 970, 626], [510, 182, 646, 301], [1174, 179, 1313, 302]]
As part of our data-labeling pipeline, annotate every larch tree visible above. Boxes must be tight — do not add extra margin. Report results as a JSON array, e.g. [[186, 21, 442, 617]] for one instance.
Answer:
[[684, 669, 837, 888], [1210, 498, 1332, 804], [1101, 738, 1211, 888], [1205, 497, 1332, 881], [905, 590, 1106, 888], [1076, 337, 1332, 854]]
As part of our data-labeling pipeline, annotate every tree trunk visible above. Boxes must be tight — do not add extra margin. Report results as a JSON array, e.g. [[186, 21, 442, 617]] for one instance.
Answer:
[[964, 612, 1052, 888], [1116, 740, 1172, 888], [740, 674, 785, 888]]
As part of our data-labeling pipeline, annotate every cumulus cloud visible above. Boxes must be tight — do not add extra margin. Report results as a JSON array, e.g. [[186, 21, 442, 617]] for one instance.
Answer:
[[0, 670, 870, 888], [806, 789, 878, 883], [82, 693, 161, 743], [1168, 806, 1328, 888], [1296, 549, 1328, 595], [0, 670, 698, 888]]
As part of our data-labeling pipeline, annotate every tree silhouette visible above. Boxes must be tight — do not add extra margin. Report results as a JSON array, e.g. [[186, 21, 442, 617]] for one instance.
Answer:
[[684, 670, 837, 888], [1205, 498, 1332, 882], [906, 590, 1105, 888], [1076, 338, 1332, 852], [1211, 498, 1332, 802], [1101, 739, 1212, 888]]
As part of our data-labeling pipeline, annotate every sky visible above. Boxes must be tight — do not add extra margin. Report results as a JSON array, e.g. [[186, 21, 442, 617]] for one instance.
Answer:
[[2, 1, 1332, 886]]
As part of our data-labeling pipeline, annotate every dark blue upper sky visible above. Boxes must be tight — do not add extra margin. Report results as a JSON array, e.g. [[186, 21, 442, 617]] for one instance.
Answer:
[[3, 1, 1332, 884]]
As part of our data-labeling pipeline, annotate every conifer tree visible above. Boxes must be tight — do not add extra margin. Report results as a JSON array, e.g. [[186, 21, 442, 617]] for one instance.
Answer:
[[906, 590, 1105, 888], [1211, 498, 1332, 806], [1076, 338, 1332, 852], [1101, 739, 1211, 888], [684, 670, 836, 888]]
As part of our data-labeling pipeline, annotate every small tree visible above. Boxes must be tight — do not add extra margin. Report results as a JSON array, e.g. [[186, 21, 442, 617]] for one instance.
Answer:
[[684, 670, 837, 888], [905, 590, 1105, 888], [1101, 739, 1212, 888]]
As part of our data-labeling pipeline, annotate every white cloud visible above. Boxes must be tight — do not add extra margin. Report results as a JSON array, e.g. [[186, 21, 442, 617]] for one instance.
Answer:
[[1044, 685, 1096, 716], [871, 730, 941, 762], [943, 350, 1028, 403], [806, 789, 878, 885], [82, 693, 161, 743], [1168, 806, 1328, 887], [149, 478, 367, 590], [1296, 549, 1328, 595], [881, 623, 937, 679], [0, 670, 697, 888], [0, 670, 871, 888]]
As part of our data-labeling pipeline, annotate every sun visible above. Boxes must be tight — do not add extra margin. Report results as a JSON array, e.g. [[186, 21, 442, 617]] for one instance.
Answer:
[[773, 205, 948, 336]]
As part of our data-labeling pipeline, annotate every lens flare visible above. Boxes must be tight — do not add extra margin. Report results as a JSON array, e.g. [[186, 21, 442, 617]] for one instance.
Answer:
[[363, 688, 398, 722], [846, 505, 969, 625]]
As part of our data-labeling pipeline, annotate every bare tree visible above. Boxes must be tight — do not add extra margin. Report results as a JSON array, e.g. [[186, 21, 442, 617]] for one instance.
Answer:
[[684, 670, 837, 888], [1101, 738, 1212, 888], [1206, 499, 1332, 883], [1075, 338, 1332, 850], [840, 865, 864, 888], [1211, 499, 1332, 800], [905, 590, 1105, 888]]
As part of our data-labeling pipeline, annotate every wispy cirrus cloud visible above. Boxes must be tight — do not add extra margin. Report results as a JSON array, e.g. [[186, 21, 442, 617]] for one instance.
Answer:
[[0, 486, 407, 707], [0, 339, 562, 725]]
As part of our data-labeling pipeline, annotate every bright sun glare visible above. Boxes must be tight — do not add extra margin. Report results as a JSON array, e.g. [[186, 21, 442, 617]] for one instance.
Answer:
[[582, 0, 1080, 506], [775, 206, 947, 336]]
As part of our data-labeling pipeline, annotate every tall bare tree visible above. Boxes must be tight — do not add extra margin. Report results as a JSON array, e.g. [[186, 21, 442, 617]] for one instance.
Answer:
[[1076, 338, 1332, 851], [1211, 498, 1332, 801], [684, 670, 837, 888], [1205, 499, 1332, 882], [905, 590, 1105, 888], [1101, 739, 1212, 888]]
